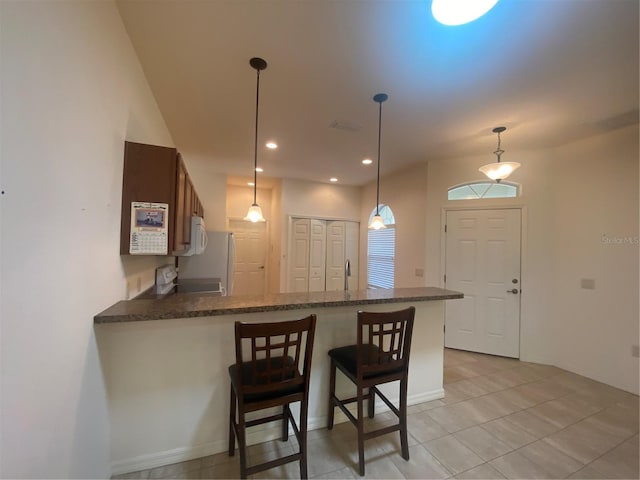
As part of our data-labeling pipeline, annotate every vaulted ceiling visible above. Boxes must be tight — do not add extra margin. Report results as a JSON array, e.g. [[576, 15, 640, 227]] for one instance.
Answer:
[[117, 0, 639, 186]]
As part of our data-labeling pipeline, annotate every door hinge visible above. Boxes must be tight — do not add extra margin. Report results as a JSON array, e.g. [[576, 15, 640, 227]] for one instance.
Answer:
[[444, 224, 447, 233], [444, 324, 446, 333], [443, 274, 446, 283]]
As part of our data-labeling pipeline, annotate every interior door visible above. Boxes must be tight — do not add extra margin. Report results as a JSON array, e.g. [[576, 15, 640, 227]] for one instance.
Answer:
[[289, 218, 310, 292], [309, 219, 327, 292], [444, 209, 521, 358], [229, 219, 266, 296], [325, 221, 346, 291]]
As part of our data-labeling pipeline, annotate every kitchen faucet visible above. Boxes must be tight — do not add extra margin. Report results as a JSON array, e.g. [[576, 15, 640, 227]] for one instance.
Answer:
[[344, 259, 351, 291]]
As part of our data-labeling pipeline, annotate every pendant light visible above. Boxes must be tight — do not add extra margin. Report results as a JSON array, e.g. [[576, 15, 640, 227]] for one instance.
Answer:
[[244, 57, 267, 223], [368, 93, 389, 230], [479, 126, 521, 182]]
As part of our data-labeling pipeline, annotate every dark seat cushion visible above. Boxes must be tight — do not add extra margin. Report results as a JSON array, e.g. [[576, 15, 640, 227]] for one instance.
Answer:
[[328, 344, 402, 378], [229, 356, 303, 403]]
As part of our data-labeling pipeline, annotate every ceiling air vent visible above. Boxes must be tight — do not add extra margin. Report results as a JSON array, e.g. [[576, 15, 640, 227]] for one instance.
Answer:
[[592, 109, 639, 132], [329, 120, 361, 133]]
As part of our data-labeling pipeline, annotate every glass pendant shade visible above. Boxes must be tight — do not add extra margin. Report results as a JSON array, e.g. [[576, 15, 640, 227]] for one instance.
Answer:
[[244, 203, 265, 223], [479, 126, 519, 182], [368, 214, 386, 230], [478, 161, 521, 181]]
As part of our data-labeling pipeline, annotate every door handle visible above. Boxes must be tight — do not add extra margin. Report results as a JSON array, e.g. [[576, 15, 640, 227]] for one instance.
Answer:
[[507, 288, 519, 294]]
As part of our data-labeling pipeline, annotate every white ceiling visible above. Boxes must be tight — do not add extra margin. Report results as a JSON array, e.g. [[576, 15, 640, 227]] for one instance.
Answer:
[[117, 0, 639, 187]]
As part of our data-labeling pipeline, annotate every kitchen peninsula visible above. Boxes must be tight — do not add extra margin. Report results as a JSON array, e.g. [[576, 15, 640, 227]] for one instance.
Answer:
[[94, 287, 462, 475]]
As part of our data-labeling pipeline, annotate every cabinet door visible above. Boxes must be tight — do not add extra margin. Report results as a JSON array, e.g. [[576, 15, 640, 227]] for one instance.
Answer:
[[173, 157, 188, 252], [184, 177, 193, 245], [120, 141, 177, 254]]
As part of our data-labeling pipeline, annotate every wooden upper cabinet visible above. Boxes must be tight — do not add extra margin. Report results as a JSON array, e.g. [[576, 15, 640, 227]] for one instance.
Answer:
[[120, 141, 204, 255]]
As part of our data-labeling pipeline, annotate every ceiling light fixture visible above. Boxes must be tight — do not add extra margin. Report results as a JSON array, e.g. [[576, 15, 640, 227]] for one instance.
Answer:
[[369, 93, 389, 230], [266, 142, 278, 149], [432, 0, 500, 26], [330, 178, 338, 183], [244, 57, 267, 223], [362, 158, 373, 165], [479, 126, 520, 182], [255, 167, 264, 173]]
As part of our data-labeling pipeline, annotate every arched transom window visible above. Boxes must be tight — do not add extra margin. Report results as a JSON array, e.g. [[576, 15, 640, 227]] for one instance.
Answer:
[[448, 181, 519, 200]]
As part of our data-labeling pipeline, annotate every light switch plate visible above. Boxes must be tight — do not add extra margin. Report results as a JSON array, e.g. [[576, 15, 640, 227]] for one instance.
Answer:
[[415, 268, 424, 277], [580, 278, 596, 289]]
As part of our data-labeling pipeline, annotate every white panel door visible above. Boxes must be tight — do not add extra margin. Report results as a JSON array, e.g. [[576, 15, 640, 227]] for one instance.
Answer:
[[229, 220, 266, 296], [309, 219, 327, 292], [289, 218, 310, 292], [345, 221, 360, 290], [445, 209, 521, 358], [325, 221, 346, 291]]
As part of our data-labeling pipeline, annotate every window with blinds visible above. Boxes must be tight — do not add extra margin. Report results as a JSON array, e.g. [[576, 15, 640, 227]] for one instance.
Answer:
[[367, 204, 395, 289], [367, 227, 395, 288]]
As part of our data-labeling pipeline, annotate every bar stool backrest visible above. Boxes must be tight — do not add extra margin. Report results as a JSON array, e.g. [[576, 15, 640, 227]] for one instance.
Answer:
[[234, 315, 316, 397], [356, 307, 415, 380]]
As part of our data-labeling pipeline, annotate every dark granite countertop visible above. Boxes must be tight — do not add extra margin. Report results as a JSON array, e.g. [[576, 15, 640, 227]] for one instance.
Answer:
[[94, 287, 463, 324]]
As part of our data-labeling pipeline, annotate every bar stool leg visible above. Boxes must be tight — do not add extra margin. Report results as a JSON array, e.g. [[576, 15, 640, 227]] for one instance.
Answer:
[[327, 359, 336, 429], [368, 386, 375, 418], [357, 386, 365, 476], [237, 411, 248, 479], [282, 404, 289, 441], [228, 387, 236, 456], [299, 398, 309, 479], [399, 376, 409, 460]]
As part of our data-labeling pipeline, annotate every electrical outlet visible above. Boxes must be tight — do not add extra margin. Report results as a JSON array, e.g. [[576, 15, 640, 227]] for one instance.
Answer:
[[415, 268, 424, 277], [136, 276, 142, 293], [632, 345, 640, 358]]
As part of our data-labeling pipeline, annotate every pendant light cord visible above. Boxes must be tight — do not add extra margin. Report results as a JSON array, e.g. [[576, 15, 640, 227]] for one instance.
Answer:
[[376, 100, 382, 216], [495, 130, 504, 163], [253, 69, 260, 205]]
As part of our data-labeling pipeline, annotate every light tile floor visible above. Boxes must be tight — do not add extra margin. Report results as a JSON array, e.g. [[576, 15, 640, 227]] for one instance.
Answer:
[[113, 349, 639, 479]]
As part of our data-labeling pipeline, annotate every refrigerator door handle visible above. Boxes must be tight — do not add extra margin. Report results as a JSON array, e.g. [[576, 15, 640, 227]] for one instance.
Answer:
[[202, 229, 209, 251]]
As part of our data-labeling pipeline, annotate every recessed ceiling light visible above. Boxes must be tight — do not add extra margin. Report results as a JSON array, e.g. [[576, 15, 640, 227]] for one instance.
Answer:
[[247, 182, 255, 186], [255, 167, 263, 173], [266, 142, 278, 149], [431, 0, 499, 26], [330, 178, 338, 182], [362, 158, 373, 165]]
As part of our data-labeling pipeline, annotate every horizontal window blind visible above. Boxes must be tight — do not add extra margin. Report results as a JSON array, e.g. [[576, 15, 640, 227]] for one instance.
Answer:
[[367, 227, 395, 289]]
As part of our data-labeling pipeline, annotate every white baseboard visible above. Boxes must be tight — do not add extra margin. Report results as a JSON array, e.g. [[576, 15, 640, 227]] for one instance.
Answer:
[[110, 387, 445, 476]]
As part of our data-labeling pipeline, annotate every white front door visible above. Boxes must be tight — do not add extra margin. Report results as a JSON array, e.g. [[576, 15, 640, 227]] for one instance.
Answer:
[[229, 219, 267, 296], [444, 209, 521, 358]]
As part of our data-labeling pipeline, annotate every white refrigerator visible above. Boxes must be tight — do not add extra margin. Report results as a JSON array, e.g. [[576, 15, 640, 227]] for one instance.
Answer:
[[177, 231, 235, 295]]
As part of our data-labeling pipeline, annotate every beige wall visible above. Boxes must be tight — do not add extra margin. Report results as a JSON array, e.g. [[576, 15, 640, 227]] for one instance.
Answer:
[[361, 163, 430, 289], [425, 126, 639, 393], [1, 0, 174, 477], [549, 126, 638, 394]]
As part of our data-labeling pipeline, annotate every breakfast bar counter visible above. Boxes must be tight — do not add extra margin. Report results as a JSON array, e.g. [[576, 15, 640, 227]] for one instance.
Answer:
[[94, 287, 462, 475], [94, 287, 462, 323]]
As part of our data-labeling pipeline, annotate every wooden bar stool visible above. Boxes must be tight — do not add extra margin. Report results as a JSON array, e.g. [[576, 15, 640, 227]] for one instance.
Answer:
[[327, 307, 415, 476], [228, 315, 316, 479]]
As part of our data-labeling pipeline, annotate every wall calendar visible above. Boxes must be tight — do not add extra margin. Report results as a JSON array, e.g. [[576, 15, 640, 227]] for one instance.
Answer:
[[129, 202, 169, 255]]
